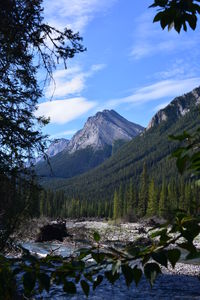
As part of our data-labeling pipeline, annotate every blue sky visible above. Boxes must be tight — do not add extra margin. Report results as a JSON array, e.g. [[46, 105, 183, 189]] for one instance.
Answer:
[[36, 0, 200, 139]]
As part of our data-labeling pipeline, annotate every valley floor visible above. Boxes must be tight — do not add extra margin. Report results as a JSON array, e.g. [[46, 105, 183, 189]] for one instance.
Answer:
[[16, 218, 200, 276], [12, 218, 200, 299]]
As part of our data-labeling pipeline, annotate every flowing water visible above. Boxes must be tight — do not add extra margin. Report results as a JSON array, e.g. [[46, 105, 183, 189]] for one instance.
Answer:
[[22, 241, 74, 257], [20, 241, 200, 300]]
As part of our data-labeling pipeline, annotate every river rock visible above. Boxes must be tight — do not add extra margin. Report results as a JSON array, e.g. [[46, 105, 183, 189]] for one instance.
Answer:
[[36, 221, 69, 242]]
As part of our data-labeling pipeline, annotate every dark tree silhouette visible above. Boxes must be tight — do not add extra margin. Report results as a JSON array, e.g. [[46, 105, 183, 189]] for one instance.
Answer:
[[150, 0, 200, 33], [0, 0, 85, 248]]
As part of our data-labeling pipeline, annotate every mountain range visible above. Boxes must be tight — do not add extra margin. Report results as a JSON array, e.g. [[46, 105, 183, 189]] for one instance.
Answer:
[[36, 109, 144, 178], [40, 86, 200, 202]]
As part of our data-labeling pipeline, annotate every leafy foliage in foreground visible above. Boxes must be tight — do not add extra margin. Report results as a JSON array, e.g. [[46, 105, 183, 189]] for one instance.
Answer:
[[1, 213, 200, 298], [170, 128, 200, 174], [150, 0, 200, 33]]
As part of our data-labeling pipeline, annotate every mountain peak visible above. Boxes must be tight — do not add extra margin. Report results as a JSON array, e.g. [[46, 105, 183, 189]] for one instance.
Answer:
[[67, 110, 144, 153], [147, 86, 200, 130], [46, 138, 69, 157]]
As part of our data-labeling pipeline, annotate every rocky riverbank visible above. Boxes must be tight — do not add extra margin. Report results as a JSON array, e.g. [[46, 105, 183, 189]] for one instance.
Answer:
[[15, 218, 200, 278]]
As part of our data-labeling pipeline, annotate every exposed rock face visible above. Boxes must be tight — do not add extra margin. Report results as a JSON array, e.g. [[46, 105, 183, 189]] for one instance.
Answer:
[[147, 110, 168, 130], [46, 138, 69, 157], [67, 110, 144, 153], [36, 138, 69, 163], [36, 110, 144, 164], [147, 87, 200, 130]]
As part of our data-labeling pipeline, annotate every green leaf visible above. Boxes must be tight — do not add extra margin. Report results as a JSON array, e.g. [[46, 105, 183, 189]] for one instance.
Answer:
[[159, 231, 170, 245], [93, 275, 103, 290], [91, 252, 105, 263], [144, 263, 161, 287], [174, 18, 182, 34], [81, 280, 90, 297], [105, 270, 120, 285], [122, 264, 134, 287], [185, 13, 197, 30], [182, 222, 200, 243], [38, 272, 50, 292], [63, 281, 77, 294], [150, 228, 167, 238], [160, 15, 170, 30], [112, 260, 121, 275], [23, 271, 36, 295], [150, 0, 168, 9], [93, 231, 101, 242], [168, 21, 175, 31], [181, 216, 196, 225], [132, 266, 142, 286], [152, 251, 168, 267], [167, 249, 181, 268], [125, 245, 140, 257], [153, 11, 164, 22], [178, 242, 196, 253]]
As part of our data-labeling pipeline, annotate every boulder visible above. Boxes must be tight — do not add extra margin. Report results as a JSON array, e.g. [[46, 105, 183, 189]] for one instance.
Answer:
[[36, 221, 68, 242]]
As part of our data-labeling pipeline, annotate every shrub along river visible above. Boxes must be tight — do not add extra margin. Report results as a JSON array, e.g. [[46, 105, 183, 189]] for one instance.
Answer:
[[16, 220, 200, 299]]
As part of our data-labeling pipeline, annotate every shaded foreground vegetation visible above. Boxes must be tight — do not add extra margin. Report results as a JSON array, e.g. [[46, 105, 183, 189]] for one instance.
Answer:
[[1, 213, 200, 299], [1, 0, 200, 298]]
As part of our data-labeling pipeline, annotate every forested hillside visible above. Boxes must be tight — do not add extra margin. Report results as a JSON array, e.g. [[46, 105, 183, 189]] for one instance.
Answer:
[[36, 145, 113, 178], [36, 109, 143, 178], [40, 88, 200, 210]]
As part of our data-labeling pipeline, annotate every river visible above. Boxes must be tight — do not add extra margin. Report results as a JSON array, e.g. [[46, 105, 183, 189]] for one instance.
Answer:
[[20, 241, 200, 299]]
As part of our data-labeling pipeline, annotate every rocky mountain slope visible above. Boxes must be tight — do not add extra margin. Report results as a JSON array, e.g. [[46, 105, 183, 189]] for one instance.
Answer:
[[67, 109, 144, 153], [41, 86, 200, 201], [147, 87, 200, 129], [36, 110, 144, 178], [46, 139, 69, 157], [36, 138, 69, 164]]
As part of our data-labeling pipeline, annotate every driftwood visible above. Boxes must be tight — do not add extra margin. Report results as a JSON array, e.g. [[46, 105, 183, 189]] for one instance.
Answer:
[[36, 221, 69, 242]]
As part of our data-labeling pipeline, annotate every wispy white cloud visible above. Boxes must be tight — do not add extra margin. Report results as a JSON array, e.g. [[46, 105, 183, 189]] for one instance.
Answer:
[[51, 130, 77, 138], [45, 64, 106, 99], [36, 97, 97, 124], [44, 0, 117, 32], [154, 59, 198, 80], [130, 12, 200, 60], [107, 77, 200, 107]]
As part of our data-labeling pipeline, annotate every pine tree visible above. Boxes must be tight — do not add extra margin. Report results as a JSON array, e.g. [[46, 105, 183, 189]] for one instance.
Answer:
[[113, 190, 120, 220], [184, 182, 193, 215], [127, 179, 133, 215], [118, 184, 124, 218], [192, 183, 200, 216], [159, 181, 168, 218], [167, 180, 178, 216], [179, 178, 186, 211], [125, 179, 137, 220], [147, 179, 157, 216], [123, 186, 128, 217], [138, 162, 148, 217]]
